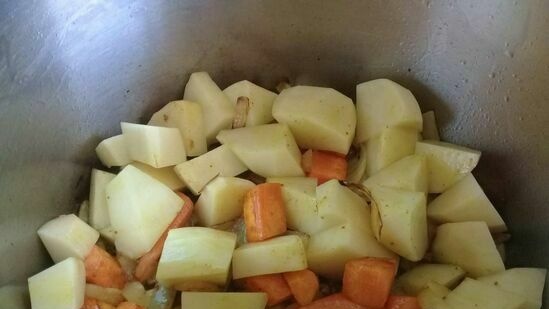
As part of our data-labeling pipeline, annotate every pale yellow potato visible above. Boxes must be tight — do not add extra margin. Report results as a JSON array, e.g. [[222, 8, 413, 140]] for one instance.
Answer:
[[232, 235, 307, 279], [273, 86, 356, 154], [363, 154, 428, 192], [106, 165, 182, 258], [306, 222, 397, 279], [183, 72, 235, 144], [195, 177, 255, 226], [422, 111, 440, 141], [156, 227, 237, 286], [181, 292, 267, 309], [121, 122, 187, 168], [89, 169, 116, 230], [28, 257, 85, 309], [428, 173, 507, 232], [85, 284, 124, 305], [346, 143, 368, 183], [174, 145, 248, 195], [415, 140, 481, 193], [445, 278, 527, 309], [95, 134, 131, 168], [148, 100, 207, 156], [266, 176, 317, 196], [130, 161, 185, 191], [395, 264, 465, 295], [37, 214, 99, 263], [417, 282, 453, 309], [478, 268, 547, 309], [223, 80, 277, 126], [355, 79, 422, 143], [365, 127, 418, 177], [370, 186, 428, 261], [432, 221, 504, 277], [217, 123, 304, 177]]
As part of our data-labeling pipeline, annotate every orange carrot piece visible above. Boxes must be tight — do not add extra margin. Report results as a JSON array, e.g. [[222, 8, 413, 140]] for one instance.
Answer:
[[342, 257, 398, 308], [384, 296, 421, 309], [283, 269, 319, 306], [82, 297, 116, 309], [85, 245, 126, 289], [134, 192, 194, 282], [243, 183, 287, 242], [299, 293, 365, 309], [116, 302, 144, 309], [244, 273, 293, 306], [303, 150, 347, 184]]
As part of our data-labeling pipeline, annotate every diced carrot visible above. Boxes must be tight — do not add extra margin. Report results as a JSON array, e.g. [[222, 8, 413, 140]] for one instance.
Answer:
[[243, 183, 287, 242], [342, 257, 398, 308], [298, 293, 365, 309], [302, 150, 347, 184], [82, 297, 116, 309], [134, 192, 194, 282], [283, 269, 319, 306], [384, 296, 421, 309], [85, 245, 126, 289], [116, 302, 144, 309], [244, 273, 293, 306]]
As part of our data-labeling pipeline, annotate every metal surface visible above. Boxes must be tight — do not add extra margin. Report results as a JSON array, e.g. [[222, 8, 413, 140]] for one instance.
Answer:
[[0, 0, 548, 304]]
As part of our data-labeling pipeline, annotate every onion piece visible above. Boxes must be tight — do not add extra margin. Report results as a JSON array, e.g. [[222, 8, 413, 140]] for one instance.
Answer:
[[85, 284, 124, 305], [232, 96, 250, 129]]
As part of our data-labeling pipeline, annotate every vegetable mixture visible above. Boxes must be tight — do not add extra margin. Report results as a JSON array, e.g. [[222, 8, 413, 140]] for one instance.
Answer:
[[27, 73, 546, 309]]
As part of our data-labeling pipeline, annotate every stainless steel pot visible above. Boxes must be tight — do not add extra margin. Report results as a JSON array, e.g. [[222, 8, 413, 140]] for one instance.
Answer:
[[1, 0, 548, 305]]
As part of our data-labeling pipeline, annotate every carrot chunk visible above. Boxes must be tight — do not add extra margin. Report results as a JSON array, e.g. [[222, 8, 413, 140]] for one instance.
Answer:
[[243, 183, 287, 242], [302, 150, 347, 184], [243, 273, 293, 306], [85, 246, 126, 289], [299, 293, 365, 309], [384, 296, 421, 309], [283, 269, 319, 306]]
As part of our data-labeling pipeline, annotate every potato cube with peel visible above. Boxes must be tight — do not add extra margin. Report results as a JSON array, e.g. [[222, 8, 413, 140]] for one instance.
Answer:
[[181, 292, 267, 309], [95, 135, 131, 168], [195, 177, 255, 226], [445, 278, 527, 309], [148, 100, 207, 156], [415, 140, 481, 193], [121, 122, 187, 168], [355, 79, 423, 144], [89, 169, 116, 230], [365, 127, 418, 177], [156, 227, 237, 287], [224, 80, 277, 127], [174, 145, 248, 195], [106, 165, 183, 259], [28, 257, 86, 309], [232, 235, 307, 279], [38, 214, 99, 263], [217, 123, 304, 177], [417, 282, 453, 309], [184, 72, 235, 144], [395, 264, 465, 295]]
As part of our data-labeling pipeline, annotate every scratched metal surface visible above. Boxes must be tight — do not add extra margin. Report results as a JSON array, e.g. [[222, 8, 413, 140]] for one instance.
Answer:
[[0, 0, 548, 306]]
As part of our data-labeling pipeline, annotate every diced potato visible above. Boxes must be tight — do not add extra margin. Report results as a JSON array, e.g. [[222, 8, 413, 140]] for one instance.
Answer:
[[428, 173, 507, 232], [415, 140, 481, 193], [106, 165, 183, 258], [85, 284, 124, 305], [217, 124, 304, 177], [478, 268, 547, 309], [422, 111, 440, 141], [232, 235, 307, 279], [130, 161, 185, 191], [195, 177, 255, 226], [395, 264, 465, 295], [346, 143, 368, 183], [417, 282, 453, 309], [284, 230, 311, 249], [223, 80, 277, 126], [355, 79, 423, 143], [174, 281, 221, 292], [37, 214, 99, 263], [174, 145, 248, 194], [363, 154, 428, 193], [121, 122, 187, 168], [95, 135, 131, 168], [307, 223, 397, 279], [89, 169, 116, 230], [183, 72, 235, 144], [28, 257, 85, 309], [432, 222, 504, 277], [78, 200, 89, 223], [148, 100, 208, 156], [0, 285, 29, 309], [181, 292, 268, 309], [156, 227, 237, 286], [122, 281, 149, 307], [370, 186, 428, 261], [272, 86, 356, 154], [365, 127, 418, 176], [266, 177, 319, 234], [445, 278, 527, 309]]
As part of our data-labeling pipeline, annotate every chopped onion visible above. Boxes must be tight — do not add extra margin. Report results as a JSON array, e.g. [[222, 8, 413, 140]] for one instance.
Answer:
[[85, 284, 124, 305]]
